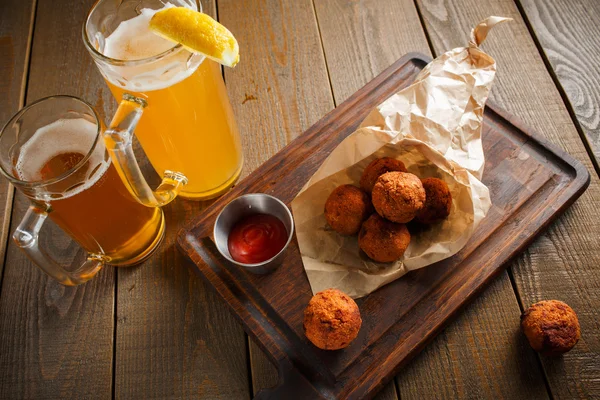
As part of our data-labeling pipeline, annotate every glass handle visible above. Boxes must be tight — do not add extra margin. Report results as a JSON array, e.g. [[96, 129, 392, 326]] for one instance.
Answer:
[[104, 94, 187, 207], [13, 205, 105, 286]]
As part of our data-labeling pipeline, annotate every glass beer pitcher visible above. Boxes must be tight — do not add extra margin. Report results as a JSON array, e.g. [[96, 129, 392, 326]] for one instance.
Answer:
[[83, 0, 244, 201], [0, 96, 182, 285]]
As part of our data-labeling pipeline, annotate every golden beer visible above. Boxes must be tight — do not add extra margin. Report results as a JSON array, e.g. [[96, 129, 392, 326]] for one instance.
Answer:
[[105, 59, 243, 199], [16, 118, 164, 265], [86, 2, 244, 200]]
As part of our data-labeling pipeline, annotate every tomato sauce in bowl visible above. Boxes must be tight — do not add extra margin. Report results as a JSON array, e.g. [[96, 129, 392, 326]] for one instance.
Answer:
[[227, 213, 288, 264], [213, 193, 294, 274]]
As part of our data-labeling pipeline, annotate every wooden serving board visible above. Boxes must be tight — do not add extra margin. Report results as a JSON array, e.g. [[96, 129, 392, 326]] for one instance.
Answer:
[[177, 54, 590, 400]]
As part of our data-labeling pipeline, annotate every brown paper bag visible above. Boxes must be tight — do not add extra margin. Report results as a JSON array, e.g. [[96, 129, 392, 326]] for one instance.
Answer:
[[292, 16, 510, 298]]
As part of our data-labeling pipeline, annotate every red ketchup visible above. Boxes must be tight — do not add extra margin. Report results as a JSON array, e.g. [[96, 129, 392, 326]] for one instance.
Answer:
[[227, 213, 288, 264]]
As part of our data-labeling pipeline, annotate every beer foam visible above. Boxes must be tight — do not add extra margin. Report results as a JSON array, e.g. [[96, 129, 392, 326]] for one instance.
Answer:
[[103, 6, 175, 61], [16, 118, 109, 198], [100, 4, 203, 92]]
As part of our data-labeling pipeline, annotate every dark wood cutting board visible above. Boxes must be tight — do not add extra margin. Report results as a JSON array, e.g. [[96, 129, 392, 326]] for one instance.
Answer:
[[177, 54, 590, 400]]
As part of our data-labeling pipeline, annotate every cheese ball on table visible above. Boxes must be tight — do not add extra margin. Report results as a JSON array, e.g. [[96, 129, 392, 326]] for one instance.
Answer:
[[303, 288, 362, 350], [324, 184, 372, 235], [360, 157, 407, 194], [521, 300, 581, 355], [416, 177, 452, 224], [358, 214, 411, 262], [372, 172, 426, 223]]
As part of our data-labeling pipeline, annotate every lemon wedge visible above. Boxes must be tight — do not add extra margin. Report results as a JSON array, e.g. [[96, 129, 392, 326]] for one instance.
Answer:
[[149, 7, 239, 67]]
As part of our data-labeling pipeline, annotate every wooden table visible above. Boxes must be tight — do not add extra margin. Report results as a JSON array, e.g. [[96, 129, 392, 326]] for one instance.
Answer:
[[1, 0, 598, 399]]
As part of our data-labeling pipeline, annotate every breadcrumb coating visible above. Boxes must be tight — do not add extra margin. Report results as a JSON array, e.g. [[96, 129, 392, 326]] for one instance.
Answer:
[[303, 289, 362, 350], [324, 185, 373, 235], [521, 300, 580, 355], [372, 172, 425, 223], [360, 157, 407, 194], [416, 178, 452, 224]]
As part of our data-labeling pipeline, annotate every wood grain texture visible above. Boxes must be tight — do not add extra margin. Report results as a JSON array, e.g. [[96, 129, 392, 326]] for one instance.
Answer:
[[313, 1, 549, 398], [220, 0, 334, 174], [217, 0, 335, 395], [314, 0, 430, 103], [0, 0, 117, 398], [518, 0, 600, 168], [178, 55, 588, 399], [0, 219, 115, 400], [248, 342, 278, 395], [396, 274, 549, 400], [113, 1, 251, 398], [415, 0, 600, 398], [249, 343, 400, 400], [0, 0, 35, 288]]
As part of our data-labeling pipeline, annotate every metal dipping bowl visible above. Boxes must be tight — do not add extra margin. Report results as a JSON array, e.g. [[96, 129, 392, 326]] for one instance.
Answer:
[[213, 193, 294, 274]]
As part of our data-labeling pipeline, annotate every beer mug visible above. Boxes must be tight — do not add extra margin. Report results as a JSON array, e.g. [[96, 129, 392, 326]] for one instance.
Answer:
[[83, 0, 244, 202], [0, 96, 180, 285]]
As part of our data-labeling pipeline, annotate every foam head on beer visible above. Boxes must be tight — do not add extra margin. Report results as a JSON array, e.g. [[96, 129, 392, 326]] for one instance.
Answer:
[[16, 118, 107, 195], [99, 4, 202, 92], [103, 6, 175, 61]]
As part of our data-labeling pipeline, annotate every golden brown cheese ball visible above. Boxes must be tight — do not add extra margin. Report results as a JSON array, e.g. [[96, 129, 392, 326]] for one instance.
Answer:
[[324, 185, 372, 235], [303, 288, 362, 350], [521, 300, 581, 355], [372, 172, 426, 223], [358, 214, 410, 262], [415, 178, 452, 224], [360, 157, 407, 194]]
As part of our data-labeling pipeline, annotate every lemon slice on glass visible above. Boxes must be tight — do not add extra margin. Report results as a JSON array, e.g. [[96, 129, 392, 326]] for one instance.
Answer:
[[149, 7, 239, 67]]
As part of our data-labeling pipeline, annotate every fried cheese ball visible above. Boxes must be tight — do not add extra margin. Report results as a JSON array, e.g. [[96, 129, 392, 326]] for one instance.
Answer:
[[324, 185, 372, 235], [521, 300, 581, 355], [372, 172, 426, 223], [360, 157, 407, 194], [303, 288, 362, 350], [358, 214, 411, 262], [415, 177, 452, 224]]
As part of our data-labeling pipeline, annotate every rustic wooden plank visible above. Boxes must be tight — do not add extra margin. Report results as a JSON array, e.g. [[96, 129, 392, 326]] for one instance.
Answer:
[[216, 0, 337, 395], [0, 0, 117, 397], [314, 0, 431, 103], [249, 343, 398, 400], [415, 1, 600, 398], [115, 254, 250, 399], [0, 0, 34, 287], [113, 1, 252, 398], [249, 345, 397, 400], [518, 0, 600, 170], [313, 0, 549, 398], [0, 210, 115, 399], [220, 0, 335, 173], [397, 274, 549, 399]]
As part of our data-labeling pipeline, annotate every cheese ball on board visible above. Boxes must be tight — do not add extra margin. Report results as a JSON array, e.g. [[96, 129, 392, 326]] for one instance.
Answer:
[[372, 172, 426, 223], [416, 177, 452, 224], [358, 214, 411, 262], [303, 288, 362, 350], [360, 157, 407, 194], [324, 184, 373, 235]]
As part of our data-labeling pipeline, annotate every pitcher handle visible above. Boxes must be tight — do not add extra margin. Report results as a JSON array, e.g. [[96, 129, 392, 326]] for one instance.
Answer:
[[13, 205, 105, 286], [104, 94, 188, 207]]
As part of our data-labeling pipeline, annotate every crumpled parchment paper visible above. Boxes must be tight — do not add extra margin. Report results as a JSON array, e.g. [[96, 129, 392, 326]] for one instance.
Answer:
[[291, 16, 511, 299]]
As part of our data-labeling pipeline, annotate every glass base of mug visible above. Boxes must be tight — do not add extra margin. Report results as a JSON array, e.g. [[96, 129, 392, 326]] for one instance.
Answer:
[[110, 210, 166, 267], [178, 159, 244, 201]]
